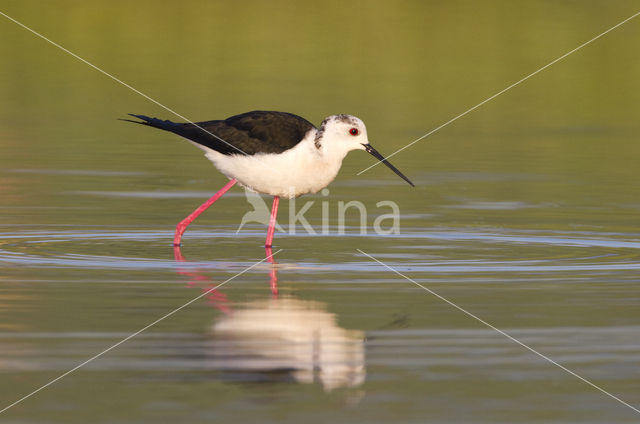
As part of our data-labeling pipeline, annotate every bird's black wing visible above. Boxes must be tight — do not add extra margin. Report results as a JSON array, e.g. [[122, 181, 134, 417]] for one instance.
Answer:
[[124, 110, 316, 156]]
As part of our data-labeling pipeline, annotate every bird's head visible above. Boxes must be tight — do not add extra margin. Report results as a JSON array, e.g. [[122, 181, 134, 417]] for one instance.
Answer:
[[315, 114, 370, 154], [316, 114, 414, 187]]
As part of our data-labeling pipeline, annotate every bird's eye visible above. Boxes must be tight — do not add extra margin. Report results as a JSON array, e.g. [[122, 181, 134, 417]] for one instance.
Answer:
[[349, 128, 359, 136]]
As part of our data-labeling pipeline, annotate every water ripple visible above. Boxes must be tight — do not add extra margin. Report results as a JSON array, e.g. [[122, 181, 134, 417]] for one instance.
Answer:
[[0, 228, 638, 273]]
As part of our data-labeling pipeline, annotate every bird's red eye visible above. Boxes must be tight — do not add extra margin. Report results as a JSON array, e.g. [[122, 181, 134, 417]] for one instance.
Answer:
[[349, 128, 359, 136]]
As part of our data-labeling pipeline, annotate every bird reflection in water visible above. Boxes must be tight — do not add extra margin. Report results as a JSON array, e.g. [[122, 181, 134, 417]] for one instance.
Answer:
[[173, 245, 366, 393], [174, 245, 233, 314]]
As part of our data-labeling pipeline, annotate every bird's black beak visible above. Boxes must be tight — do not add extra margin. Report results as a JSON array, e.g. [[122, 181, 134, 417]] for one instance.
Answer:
[[363, 144, 415, 187]]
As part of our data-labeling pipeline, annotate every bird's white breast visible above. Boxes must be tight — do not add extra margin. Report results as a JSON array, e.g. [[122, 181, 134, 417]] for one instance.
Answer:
[[198, 130, 343, 198]]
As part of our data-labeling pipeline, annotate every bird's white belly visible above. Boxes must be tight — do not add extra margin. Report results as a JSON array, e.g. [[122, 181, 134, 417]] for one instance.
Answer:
[[203, 147, 341, 198]]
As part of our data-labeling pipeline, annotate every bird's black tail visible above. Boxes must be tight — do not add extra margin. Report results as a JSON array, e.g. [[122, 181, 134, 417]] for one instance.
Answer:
[[119, 114, 180, 132]]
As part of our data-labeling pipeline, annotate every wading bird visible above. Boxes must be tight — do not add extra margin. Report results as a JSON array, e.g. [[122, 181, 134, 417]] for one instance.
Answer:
[[124, 111, 414, 247]]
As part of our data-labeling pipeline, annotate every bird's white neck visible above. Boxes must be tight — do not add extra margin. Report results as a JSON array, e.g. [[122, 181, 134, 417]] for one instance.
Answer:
[[285, 129, 348, 194]]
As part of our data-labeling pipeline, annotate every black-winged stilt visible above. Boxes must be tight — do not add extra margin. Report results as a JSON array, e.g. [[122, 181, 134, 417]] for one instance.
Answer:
[[124, 110, 414, 247]]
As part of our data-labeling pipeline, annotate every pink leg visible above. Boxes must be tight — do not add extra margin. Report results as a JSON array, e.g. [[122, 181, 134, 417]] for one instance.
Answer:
[[265, 246, 278, 296], [173, 179, 237, 246], [265, 196, 280, 248]]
